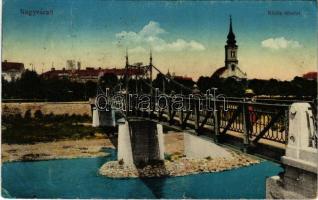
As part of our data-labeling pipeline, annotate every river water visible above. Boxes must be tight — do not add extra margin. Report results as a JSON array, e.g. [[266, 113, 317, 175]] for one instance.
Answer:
[[2, 148, 282, 199]]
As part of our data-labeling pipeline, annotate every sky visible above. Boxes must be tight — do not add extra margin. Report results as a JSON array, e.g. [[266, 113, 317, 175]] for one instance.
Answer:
[[2, 0, 317, 80]]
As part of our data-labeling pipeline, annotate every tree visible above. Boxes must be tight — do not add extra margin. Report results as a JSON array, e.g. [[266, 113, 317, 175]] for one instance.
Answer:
[[34, 110, 43, 119], [99, 73, 118, 90], [153, 73, 166, 92], [16, 70, 44, 99]]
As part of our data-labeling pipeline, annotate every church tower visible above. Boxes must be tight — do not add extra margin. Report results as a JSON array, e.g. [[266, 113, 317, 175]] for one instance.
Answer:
[[225, 16, 238, 74], [211, 16, 246, 79]]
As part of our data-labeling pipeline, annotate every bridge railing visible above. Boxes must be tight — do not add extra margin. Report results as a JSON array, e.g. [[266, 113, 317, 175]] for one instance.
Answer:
[[100, 88, 318, 149], [218, 100, 289, 144], [122, 95, 291, 145]]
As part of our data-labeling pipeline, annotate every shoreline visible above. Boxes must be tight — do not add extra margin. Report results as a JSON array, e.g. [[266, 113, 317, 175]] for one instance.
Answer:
[[99, 150, 260, 179], [1, 131, 183, 163], [2, 137, 114, 163], [2, 132, 262, 179]]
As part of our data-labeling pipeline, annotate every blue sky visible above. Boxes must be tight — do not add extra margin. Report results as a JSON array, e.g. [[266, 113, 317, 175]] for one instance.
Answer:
[[2, 0, 317, 80]]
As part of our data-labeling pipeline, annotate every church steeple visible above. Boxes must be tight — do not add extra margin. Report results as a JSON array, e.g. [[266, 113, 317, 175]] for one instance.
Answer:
[[211, 16, 246, 79], [225, 15, 238, 70], [226, 15, 237, 47], [125, 48, 129, 66]]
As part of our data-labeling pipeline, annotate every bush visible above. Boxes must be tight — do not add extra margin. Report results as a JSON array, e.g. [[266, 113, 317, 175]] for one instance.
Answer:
[[24, 109, 32, 119], [164, 153, 172, 161], [34, 110, 43, 119]]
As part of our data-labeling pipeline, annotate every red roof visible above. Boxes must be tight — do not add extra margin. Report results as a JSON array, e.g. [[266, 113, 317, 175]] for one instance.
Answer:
[[2, 61, 24, 72], [303, 72, 317, 80], [41, 69, 72, 79], [173, 75, 193, 81], [41, 67, 145, 80]]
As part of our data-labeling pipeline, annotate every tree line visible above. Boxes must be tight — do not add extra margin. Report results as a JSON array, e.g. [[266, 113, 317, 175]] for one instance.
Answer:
[[2, 69, 316, 101], [197, 76, 316, 98]]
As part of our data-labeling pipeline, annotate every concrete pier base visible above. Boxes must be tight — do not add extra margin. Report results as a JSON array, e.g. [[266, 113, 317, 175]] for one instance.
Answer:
[[92, 108, 100, 127], [266, 164, 317, 199], [117, 119, 164, 166], [117, 121, 134, 165]]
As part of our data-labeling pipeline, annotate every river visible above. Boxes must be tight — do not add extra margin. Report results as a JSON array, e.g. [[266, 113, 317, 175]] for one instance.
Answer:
[[2, 148, 282, 198]]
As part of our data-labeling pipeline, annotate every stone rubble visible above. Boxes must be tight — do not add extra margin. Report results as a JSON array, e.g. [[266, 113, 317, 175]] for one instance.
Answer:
[[99, 151, 260, 178]]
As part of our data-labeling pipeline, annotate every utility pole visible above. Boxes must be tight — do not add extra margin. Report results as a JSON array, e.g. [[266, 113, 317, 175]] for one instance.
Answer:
[[125, 48, 129, 114], [149, 49, 153, 96]]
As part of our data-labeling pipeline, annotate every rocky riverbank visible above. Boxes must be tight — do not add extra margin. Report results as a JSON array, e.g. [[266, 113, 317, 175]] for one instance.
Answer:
[[2, 137, 114, 162], [1, 131, 183, 163], [99, 151, 260, 178]]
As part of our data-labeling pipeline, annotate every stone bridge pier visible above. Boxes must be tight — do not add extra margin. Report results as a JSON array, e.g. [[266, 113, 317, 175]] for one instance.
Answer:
[[92, 106, 116, 127], [117, 118, 165, 166]]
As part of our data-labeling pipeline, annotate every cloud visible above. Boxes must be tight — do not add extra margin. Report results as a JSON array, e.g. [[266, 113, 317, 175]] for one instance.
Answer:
[[166, 39, 205, 51], [129, 46, 146, 53], [116, 21, 205, 52], [261, 37, 302, 50], [139, 21, 166, 37]]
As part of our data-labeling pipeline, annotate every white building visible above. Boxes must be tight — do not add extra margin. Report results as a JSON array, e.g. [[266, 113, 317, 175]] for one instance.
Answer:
[[2, 60, 25, 82]]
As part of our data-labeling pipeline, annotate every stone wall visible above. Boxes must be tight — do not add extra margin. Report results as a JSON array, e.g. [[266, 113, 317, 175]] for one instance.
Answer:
[[2, 102, 91, 117]]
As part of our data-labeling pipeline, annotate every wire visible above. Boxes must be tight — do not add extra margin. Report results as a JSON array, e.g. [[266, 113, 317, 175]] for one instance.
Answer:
[[151, 65, 194, 92]]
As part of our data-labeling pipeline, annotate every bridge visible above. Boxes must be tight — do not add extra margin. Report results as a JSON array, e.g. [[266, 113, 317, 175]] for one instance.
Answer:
[[91, 52, 317, 198]]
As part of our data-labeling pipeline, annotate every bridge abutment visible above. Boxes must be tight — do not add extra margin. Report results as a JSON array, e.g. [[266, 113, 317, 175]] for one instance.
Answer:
[[184, 133, 232, 159], [266, 103, 317, 199]]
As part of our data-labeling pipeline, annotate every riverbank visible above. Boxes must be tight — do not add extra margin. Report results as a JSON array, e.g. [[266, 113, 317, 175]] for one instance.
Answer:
[[99, 150, 260, 178], [2, 137, 114, 162], [1, 131, 183, 162]]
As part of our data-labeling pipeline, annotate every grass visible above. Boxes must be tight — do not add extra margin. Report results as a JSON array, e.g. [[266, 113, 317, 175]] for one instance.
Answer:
[[2, 113, 104, 144]]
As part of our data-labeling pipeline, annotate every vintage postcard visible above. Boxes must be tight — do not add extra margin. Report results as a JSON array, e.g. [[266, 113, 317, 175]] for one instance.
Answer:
[[1, 0, 317, 199]]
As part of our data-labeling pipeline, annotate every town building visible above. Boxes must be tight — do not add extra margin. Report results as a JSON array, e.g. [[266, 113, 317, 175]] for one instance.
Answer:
[[302, 72, 317, 80], [1, 60, 25, 82], [166, 70, 193, 82], [41, 66, 144, 83], [212, 16, 247, 79]]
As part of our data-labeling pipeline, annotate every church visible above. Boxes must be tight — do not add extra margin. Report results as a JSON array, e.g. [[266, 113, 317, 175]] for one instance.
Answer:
[[212, 16, 247, 79]]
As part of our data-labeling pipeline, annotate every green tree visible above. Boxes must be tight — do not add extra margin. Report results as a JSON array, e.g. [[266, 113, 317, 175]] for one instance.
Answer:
[[16, 70, 44, 99], [99, 73, 118, 89]]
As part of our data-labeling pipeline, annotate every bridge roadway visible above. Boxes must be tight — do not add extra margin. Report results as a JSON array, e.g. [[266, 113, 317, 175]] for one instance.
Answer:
[[93, 94, 293, 161]]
